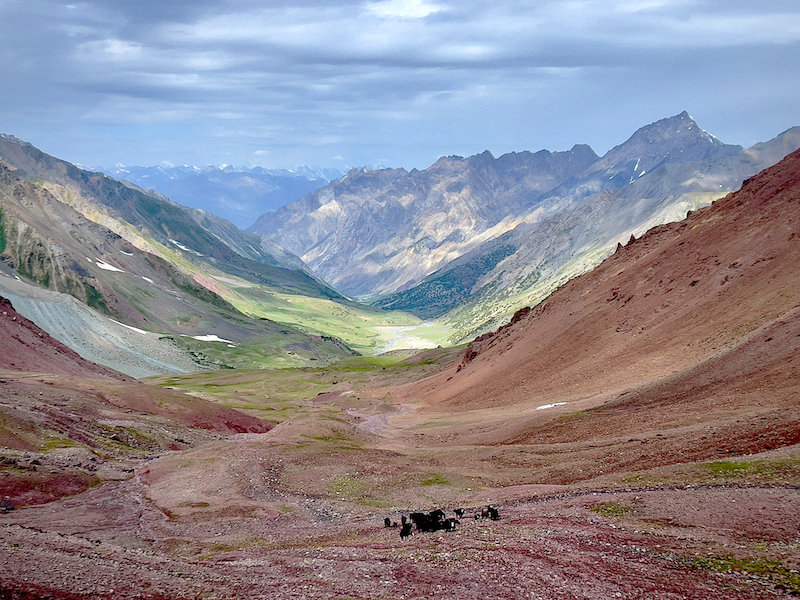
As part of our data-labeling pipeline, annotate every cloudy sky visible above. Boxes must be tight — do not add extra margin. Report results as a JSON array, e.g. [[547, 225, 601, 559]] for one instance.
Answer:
[[1, 0, 798, 170]]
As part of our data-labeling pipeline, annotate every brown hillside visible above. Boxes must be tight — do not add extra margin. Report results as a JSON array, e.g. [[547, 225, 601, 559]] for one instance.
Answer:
[[0, 295, 125, 379], [401, 148, 800, 428]]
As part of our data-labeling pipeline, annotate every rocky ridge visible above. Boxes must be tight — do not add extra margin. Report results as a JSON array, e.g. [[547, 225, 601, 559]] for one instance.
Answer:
[[251, 114, 800, 342]]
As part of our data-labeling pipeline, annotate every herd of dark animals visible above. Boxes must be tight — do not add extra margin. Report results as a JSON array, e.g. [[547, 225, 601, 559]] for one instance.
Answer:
[[384, 506, 500, 539]]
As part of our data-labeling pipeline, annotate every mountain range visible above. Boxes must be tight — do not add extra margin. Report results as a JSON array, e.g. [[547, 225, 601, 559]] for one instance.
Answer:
[[250, 112, 800, 342], [1, 112, 799, 378], [0, 135, 386, 376], [99, 163, 345, 230], [403, 145, 800, 446]]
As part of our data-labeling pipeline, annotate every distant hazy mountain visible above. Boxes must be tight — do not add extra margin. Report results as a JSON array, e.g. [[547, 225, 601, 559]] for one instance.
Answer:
[[100, 164, 345, 229], [249, 112, 800, 342]]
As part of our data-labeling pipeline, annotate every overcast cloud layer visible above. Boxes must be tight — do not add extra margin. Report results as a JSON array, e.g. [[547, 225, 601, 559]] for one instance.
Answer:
[[1, 0, 798, 170]]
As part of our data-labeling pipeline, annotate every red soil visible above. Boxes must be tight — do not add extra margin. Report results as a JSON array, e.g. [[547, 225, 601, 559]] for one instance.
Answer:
[[403, 149, 800, 422], [0, 296, 125, 380]]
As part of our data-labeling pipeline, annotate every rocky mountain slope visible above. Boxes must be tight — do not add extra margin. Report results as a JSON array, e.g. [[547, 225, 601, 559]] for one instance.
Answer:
[[0, 291, 271, 508], [0, 295, 124, 380], [101, 163, 343, 230], [252, 113, 800, 344], [387, 119, 800, 342], [250, 143, 600, 298], [0, 137, 362, 375], [0, 135, 321, 279], [400, 147, 800, 447]]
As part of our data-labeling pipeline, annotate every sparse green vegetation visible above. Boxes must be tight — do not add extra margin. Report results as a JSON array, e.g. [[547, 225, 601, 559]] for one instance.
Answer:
[[42, 437, 79, 450], [148, 351, 453, 415], [230, 286, 426, 355], [328, 476, 369, 497], [0, 207, 6, 255], [83, 281, 113, 315], [701, 456, 800, 484], [589, 501, 635, 517], [420, 473, 450, 486], [690, 555, 800, 594], [614, 455, 800, 490]]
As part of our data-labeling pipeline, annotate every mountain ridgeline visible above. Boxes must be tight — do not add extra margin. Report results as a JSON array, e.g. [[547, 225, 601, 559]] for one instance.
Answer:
[[250, 143, 601, 298], [0, 135, 362, 376], [1, 111, 798, 376], [250, 113, 800, 342], [407, 146, 800, 422], [100, 163, 344, 230]]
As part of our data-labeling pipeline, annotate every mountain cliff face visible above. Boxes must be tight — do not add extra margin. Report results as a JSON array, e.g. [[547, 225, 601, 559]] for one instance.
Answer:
[[251, 113, 793, 311], [373, 116, 800, 341], [249, 145, 599, 298]]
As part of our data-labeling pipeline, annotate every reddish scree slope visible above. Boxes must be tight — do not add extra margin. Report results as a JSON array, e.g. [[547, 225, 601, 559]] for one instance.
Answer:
[[0, 296, 125, 380], [0, 294, 272, 434], [407, 148, 800, 419]]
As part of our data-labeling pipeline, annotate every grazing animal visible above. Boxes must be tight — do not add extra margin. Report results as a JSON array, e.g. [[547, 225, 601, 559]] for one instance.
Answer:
[[384, 517, 392, 528], [410, 510, 448, 532], [409, 512, 428, 531], [454, 508, 465, 519], [477, 505, 500, 520], [400, 522, 413, 540], [443, 518, 460, 531]]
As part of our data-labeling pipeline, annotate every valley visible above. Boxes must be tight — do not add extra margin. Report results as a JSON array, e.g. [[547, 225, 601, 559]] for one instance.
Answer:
[[1, 124, 800, 598]]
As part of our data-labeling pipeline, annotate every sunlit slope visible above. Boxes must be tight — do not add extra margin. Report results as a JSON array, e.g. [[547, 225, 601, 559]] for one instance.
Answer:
[[0, 144, 368, 370], [382, 122, 800, 344], [406, 148, 800, 418]]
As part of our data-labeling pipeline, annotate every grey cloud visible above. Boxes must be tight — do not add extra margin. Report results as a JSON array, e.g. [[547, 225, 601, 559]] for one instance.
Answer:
[[0, 0, 798, 170]]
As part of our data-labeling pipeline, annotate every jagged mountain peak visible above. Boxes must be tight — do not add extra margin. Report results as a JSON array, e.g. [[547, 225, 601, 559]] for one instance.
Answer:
[[591, 112, 743, 179], [250, 141, 603, 298]]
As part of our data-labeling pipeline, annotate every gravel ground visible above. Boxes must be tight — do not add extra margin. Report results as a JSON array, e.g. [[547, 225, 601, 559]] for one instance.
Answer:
[[2, 473, 799, 599]]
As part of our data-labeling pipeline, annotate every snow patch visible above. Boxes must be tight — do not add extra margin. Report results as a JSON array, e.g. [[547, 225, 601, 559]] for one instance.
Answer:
[[191, 334, 236, 345], [169, 239, 203, 256], [141, 276, 153, 283], [120, 250, 133, 256], [109, 319, 148, 335], [535, 402, 567, 411], [95, 260, 125, 273]]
